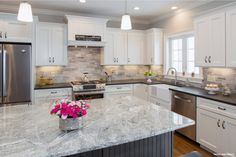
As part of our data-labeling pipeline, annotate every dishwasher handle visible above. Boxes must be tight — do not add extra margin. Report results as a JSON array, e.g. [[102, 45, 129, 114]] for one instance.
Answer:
[[174, 95, 192, 103]]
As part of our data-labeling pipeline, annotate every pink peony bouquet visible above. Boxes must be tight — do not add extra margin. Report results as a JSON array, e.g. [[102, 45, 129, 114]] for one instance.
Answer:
[[50, 99, 90, 119]]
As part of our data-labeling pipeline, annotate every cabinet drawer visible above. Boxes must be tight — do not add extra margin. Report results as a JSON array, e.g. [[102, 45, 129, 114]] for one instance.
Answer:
[[105, 84, 133, 92], [197, 97, 236, 119], [35, 88, 72, 98]]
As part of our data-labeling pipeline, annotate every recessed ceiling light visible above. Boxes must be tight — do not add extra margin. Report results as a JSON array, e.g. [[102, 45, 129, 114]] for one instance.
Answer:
[[171, 6, 178, 10], [80, 0, 86, 3], [133, 6, 140, 10]]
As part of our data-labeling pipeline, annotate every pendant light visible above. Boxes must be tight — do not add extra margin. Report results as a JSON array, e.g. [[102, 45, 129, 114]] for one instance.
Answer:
[[17, 2, 33, 22], [121, 0, 132, 30]]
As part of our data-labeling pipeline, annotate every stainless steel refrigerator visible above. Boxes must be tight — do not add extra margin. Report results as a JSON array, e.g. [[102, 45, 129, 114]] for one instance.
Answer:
[[0, 43, 31, 105]]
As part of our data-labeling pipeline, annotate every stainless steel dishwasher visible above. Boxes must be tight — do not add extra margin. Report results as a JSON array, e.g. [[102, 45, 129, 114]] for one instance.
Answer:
[[172, 91, 196, 141]]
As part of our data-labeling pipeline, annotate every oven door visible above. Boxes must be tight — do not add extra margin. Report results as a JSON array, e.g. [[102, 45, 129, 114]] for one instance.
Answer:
[[73, 91, 104, 100]]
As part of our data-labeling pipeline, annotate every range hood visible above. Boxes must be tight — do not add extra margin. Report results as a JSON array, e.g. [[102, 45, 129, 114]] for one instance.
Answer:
[[65, 15, 108, 47]]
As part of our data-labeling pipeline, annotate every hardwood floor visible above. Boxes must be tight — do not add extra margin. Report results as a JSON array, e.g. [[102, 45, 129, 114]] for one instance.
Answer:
[[174, 133, 215, 157]]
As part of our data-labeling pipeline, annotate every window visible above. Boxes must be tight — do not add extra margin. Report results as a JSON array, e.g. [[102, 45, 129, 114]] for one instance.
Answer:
[[168, 34, 200, 76]]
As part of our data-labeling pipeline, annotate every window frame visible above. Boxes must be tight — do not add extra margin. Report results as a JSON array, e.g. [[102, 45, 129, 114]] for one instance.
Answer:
[[164, 31, 203, 82]]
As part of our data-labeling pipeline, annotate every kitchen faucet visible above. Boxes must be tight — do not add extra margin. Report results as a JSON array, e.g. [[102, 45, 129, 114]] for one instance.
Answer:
[[166, 67, 178, 85]]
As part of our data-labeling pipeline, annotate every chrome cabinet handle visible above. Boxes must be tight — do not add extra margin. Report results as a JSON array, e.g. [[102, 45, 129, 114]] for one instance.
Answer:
[[174, 95, 192, 103], [204, 56, 207, 63], [3, 50, 7, 97], [4, 32, 7, 38], [217, 119, 221, 127], [51, 91, 58, 94], [49, 57, 51, 63], [222, 120, 226, 129], [0, 32, 2, 38], [117, 58, 118, 63], [218, 107, 226, 111], [52, 57, 55, 63], [208, 56, 211, 63], [113, 58, 116, 63], [128, 58, 130, 62]]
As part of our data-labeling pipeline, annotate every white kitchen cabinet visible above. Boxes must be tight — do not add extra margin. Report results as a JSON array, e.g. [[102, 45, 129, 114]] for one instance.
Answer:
[[197, 108, 219, 152], [197, 98, 236, 156], [102, 28, 127, 65], [104, 84, 133, 98], [194, 12, 226, 67], [145, 28, 163, 65], [0, 19, 32, 42], [34, 88, 72, 104], [127, 31, 145, 64], [36, 22, 67, 66], [226, 8, 236, 67], [66, 15, 107, 41], [133, 84, 149, 101]]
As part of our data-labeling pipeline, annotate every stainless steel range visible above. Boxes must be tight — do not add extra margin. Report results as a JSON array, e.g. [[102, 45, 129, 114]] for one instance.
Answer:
[[71, 80, 106, 100]]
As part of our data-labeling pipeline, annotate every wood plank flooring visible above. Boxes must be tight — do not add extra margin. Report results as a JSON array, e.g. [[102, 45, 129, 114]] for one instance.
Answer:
[[174, 133, 216, 157]]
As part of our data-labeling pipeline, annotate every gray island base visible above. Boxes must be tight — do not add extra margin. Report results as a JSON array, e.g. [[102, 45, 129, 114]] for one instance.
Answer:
[[0, 96, 194, 157], [67, 132, 173, 157]]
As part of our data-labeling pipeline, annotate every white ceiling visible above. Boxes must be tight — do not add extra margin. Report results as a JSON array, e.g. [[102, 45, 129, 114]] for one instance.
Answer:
[[0, 0, 234, 24]]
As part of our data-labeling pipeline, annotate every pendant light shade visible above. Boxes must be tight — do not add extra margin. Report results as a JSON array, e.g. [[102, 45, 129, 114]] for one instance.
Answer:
[[17, 2, 33, 22], [121, 0, 132, 30], [121, 14, 132, 30]]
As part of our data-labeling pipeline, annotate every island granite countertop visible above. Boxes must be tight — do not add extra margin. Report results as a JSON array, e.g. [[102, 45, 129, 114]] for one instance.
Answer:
[[0, 96, 194, 157]]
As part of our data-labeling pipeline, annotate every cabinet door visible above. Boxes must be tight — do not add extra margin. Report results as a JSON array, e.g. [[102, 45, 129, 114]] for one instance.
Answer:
[[209, 13, 226, 67], [36, 25, 51, 66], [5, 21, 32, 42], [127, 31, 145, 64], [222, 117, 236, 157], [194, 17, 210, 67], [197, 108, 220, 152], [133, 84, 148, 101], [145, 32, 154, 64], [226, 9, 236, 67], [114, 31, 127, 64], [105, 92, 132, 99], [103, 32, 116, 65], [51, 26, 67, 65]]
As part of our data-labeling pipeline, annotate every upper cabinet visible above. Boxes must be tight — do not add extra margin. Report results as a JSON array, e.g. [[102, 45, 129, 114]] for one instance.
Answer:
[[194, 12, 226, 67], [226, 8, 236, 67], [36, 22, 67, 66], [102, 28, 127, 65], [0, 16, 33, 43], [145, 28, 163, 65], [127, 30, 146, 64], [102, 28, 163, 65]]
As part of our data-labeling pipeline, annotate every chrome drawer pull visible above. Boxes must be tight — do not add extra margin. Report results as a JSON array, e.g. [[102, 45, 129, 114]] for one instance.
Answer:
[[218, 107, 226, 111], [174, 95, 192, 103], [222, 121, 226, 129], [51, 91, 58, 94]]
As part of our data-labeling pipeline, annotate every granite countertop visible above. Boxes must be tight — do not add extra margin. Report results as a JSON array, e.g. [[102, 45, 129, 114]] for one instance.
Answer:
[[0, 96, 194, 157], [170, 86, 236, 106], [34, 83, 72, 90]]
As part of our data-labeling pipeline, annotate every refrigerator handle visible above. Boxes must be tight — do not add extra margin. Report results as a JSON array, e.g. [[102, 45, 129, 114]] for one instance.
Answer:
[[3, 50, 7, 98]]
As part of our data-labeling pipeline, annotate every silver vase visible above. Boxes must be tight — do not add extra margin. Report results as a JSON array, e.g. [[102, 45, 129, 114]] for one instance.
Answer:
[[59, 117, 83, 131]]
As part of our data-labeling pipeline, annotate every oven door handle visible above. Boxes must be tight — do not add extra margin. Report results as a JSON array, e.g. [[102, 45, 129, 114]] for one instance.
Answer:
[[174, 95, 192, 103]]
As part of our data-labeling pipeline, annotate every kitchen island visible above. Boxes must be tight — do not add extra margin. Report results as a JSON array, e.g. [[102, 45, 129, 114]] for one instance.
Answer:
[[0, 96, 194, 157]]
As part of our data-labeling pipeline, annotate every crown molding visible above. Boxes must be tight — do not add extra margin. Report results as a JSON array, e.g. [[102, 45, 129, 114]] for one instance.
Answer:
[[0, 4, 150, 25]]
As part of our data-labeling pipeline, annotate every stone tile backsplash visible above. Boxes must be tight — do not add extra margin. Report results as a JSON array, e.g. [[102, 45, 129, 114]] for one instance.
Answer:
[[36, 47, 162, 84], [202, 68, 236, 92]]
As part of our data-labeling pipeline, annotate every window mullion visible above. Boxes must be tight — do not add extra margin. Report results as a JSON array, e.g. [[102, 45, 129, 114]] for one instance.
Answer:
[[183, 37, 187, 74]]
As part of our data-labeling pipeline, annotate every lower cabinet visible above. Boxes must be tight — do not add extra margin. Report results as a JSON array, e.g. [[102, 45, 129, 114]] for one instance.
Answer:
[[197, 98, 236, 156], [104, 84, 133, 99], [34, 88, 72, 104]]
